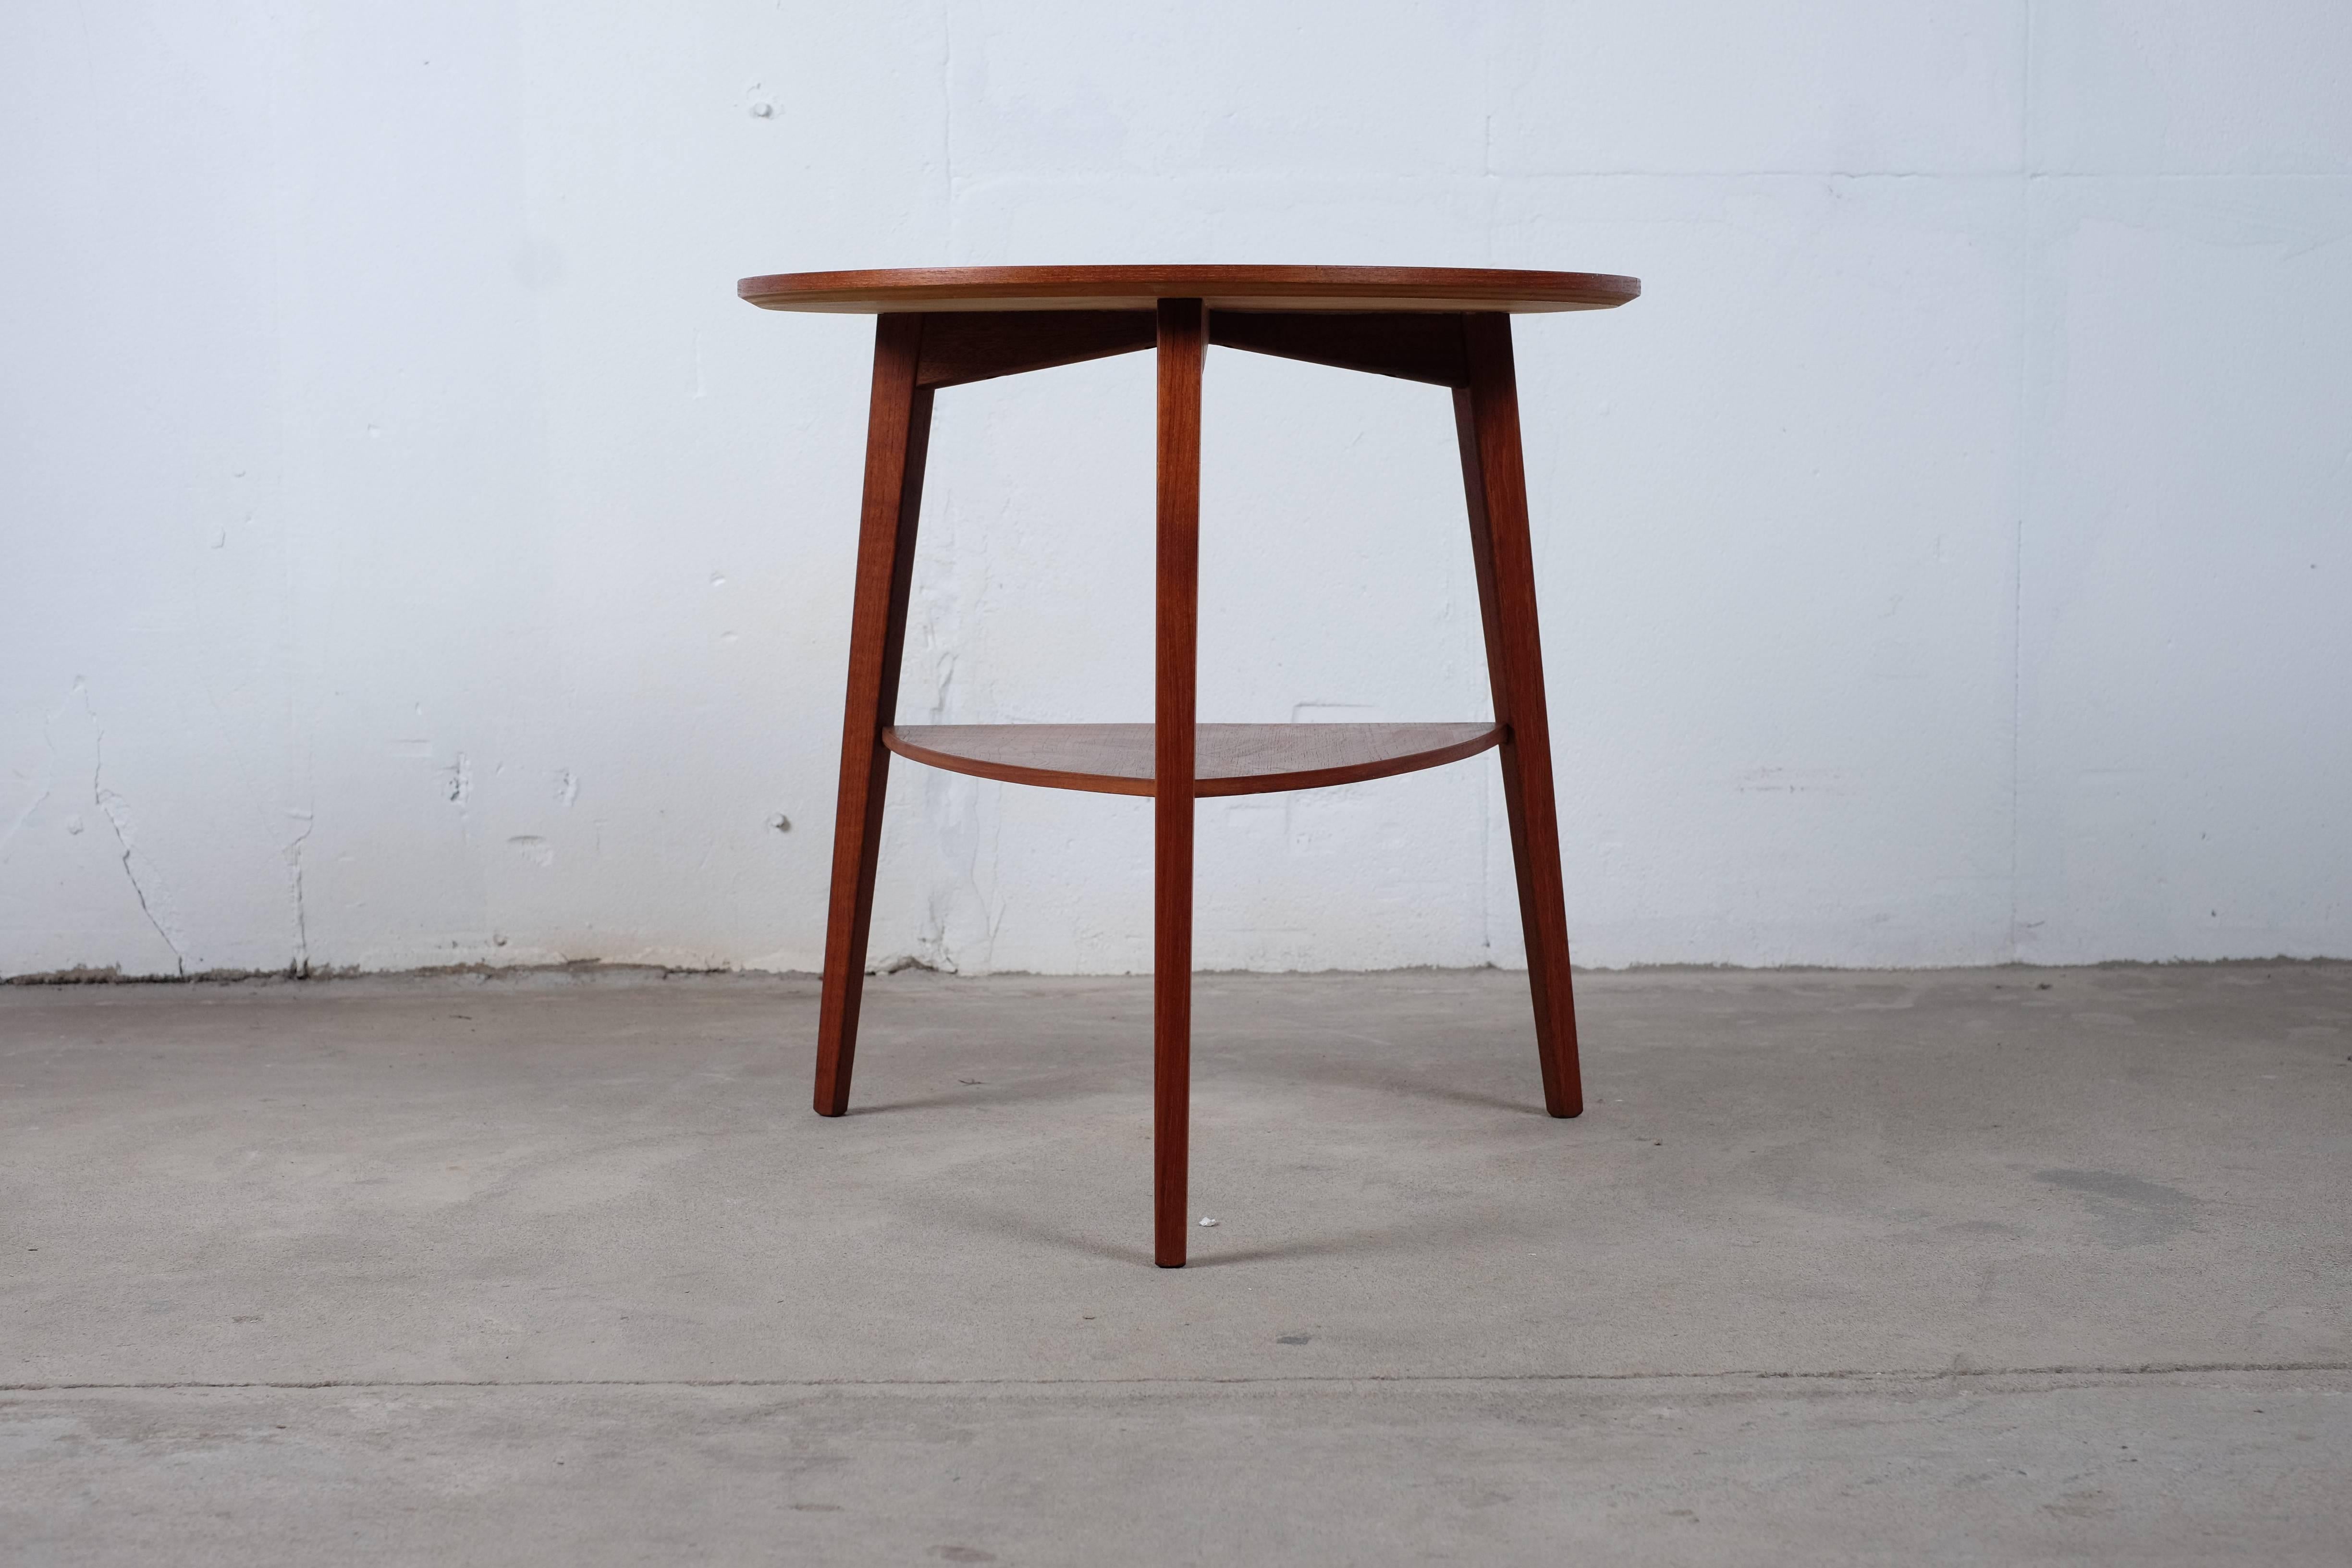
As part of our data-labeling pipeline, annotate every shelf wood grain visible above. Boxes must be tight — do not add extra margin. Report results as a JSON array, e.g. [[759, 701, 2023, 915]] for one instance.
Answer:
[[883, 722, 1501, 798]]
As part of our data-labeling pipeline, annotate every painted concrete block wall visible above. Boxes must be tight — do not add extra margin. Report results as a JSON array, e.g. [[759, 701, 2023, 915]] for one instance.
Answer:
[[2, 2, 2346, 979]]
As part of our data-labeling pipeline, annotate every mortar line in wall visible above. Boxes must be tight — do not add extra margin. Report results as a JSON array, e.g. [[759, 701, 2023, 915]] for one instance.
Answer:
[[1482, 747, 1494, 964], [2009, 0, 2034, 963], [2022, 0, 2036, 177], [2008, 425, 2026, 963], [939, 2, 954, 250]]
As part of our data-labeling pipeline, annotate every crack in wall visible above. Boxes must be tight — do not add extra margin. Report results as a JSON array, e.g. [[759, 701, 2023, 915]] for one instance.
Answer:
[[283, 807, 315, 977], [86, 693, 188, 977], [0, 780, 48, 858], [0, 688, 73, 861], [908, 628, 993, 974]]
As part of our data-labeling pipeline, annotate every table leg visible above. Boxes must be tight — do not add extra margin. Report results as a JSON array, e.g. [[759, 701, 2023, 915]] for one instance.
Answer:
[[1155, 298, 1206, 1265], [814, 314, 934, 1116], [1454, 313, 1585, 1118]]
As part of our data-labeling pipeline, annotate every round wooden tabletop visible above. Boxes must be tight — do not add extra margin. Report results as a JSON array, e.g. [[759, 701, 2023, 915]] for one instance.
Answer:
[[736, 265, 1639, 315]]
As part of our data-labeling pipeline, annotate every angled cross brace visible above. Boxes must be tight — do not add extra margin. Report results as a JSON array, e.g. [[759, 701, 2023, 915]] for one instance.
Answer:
[[918, 311, 1157, 388], [1209, 310, 1470, 386]]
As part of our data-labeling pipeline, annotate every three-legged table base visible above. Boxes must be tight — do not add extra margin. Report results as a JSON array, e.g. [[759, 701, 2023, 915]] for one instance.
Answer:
[[810, 304, 1584, 1267]]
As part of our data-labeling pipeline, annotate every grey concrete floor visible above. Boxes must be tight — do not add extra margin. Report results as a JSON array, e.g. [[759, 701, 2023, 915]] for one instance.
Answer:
[[2, 964, 2348, 1565]]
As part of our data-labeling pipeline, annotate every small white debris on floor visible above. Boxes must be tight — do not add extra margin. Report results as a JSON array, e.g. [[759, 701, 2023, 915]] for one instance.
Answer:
[[1198, 1216, 1218, 1227]]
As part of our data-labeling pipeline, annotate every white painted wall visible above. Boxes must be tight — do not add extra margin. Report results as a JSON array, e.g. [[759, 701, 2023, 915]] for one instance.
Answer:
[[4, 2, 2347, 979]]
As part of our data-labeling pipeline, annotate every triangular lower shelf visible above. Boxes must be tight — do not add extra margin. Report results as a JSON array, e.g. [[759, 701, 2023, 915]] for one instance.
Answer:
[[882, 722, 1502, 797]]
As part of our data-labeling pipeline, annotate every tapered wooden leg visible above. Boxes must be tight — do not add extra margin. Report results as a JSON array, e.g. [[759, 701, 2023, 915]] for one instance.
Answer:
[[1154, 298, 1206, 1265], [1454, 313, 1584, 1117], [814, 314, 934, 1116]]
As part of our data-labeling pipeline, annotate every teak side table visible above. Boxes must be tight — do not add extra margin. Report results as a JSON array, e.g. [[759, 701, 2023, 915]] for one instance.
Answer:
[[739, 265, 1641, 1267]]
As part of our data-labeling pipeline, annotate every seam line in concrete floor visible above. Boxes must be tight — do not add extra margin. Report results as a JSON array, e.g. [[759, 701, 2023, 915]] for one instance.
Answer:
[[11, 1361, 2349, 1393]]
